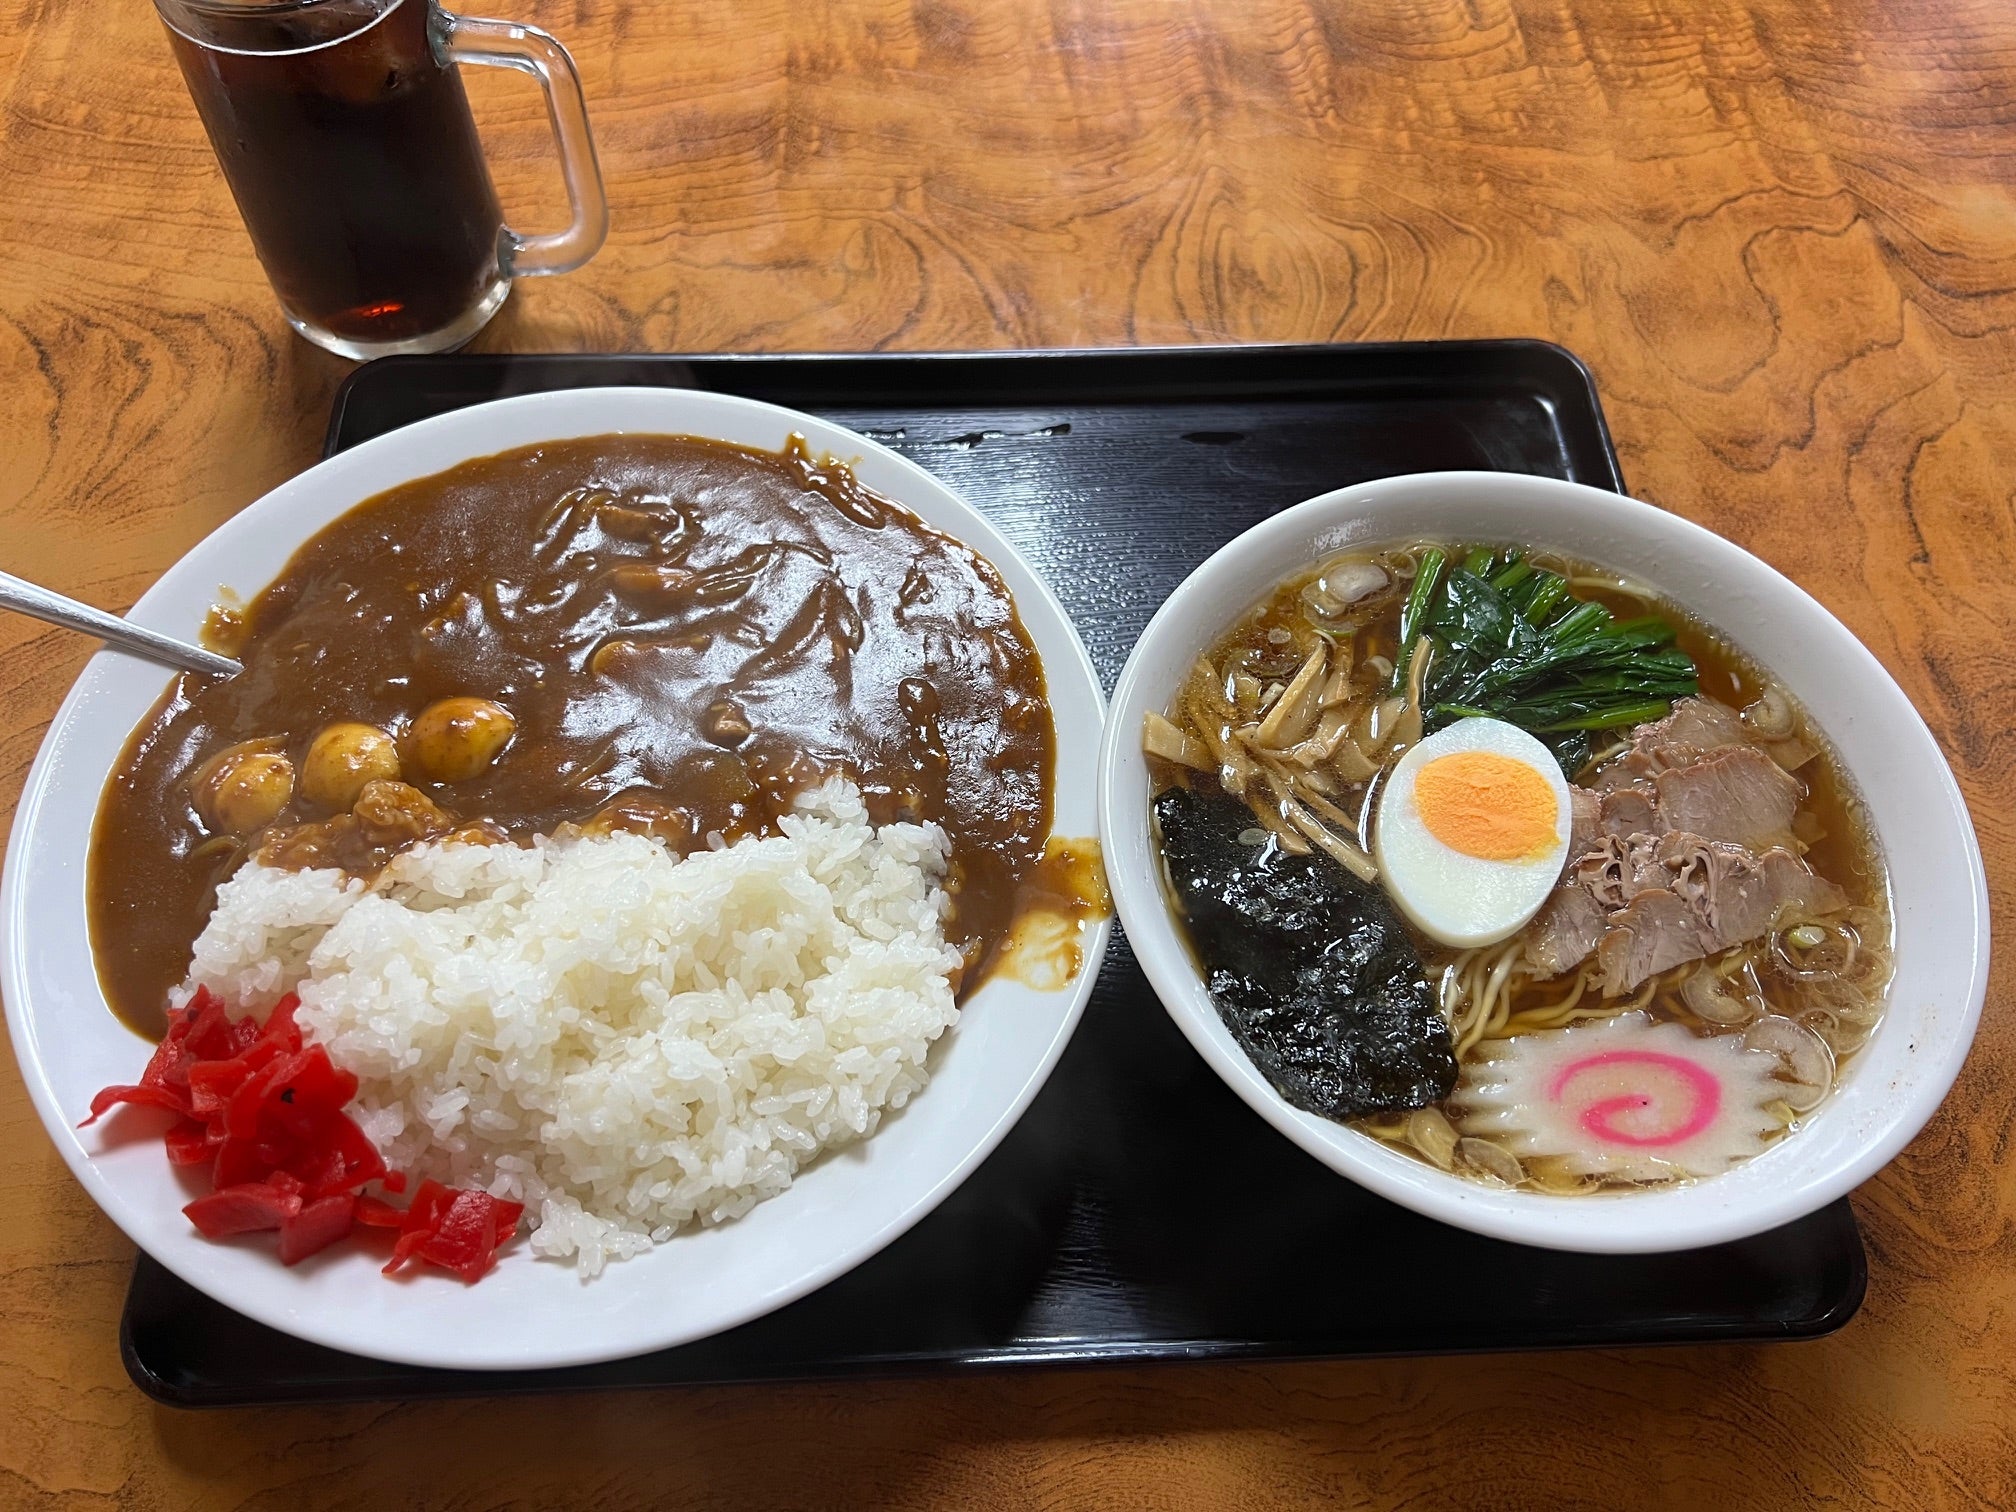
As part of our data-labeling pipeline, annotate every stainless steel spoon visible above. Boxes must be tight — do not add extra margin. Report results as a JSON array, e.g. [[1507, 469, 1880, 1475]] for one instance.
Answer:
[[0, 569, 241, 678]]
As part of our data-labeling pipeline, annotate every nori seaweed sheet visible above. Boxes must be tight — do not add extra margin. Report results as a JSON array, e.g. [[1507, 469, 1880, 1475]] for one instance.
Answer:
[[1153, 785, 1458, 1120]]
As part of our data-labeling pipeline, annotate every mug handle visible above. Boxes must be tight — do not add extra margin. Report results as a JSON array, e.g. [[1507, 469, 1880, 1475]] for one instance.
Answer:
[[438, 12, 609, 277]]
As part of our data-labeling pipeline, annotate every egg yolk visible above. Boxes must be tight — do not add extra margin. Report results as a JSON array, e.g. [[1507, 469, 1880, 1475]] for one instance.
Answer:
[[1412, 750, 1560, 860]]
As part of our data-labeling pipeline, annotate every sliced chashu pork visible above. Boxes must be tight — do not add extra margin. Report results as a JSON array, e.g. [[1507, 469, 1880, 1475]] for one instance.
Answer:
[[1525, 885, 1608, 979], [1526, 698, 1842, 992], [1566, 785, 1599, 860], [1525, 829, 1841, 988], [1587, 833, 1845, 994], [1596, 745, 1800, 851], [1592, 697, 1748, 792], [1649, 745, 1800, 851]]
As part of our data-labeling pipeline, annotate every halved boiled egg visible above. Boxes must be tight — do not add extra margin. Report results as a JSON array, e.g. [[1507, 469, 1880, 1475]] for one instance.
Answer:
[[1374, 717, 1572, 948]]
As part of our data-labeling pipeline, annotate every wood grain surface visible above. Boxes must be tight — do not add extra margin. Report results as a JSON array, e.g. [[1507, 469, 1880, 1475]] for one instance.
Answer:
[[3, 0, 2014, 1506]]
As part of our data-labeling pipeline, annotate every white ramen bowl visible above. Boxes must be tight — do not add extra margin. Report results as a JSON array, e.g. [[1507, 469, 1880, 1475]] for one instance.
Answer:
[[1099, 470, 1987, 1254], [2, 387, 1110, 1368]]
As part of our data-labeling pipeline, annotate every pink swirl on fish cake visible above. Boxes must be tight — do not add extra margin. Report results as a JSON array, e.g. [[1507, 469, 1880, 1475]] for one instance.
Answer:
[[1546, 1049, 1722, 1149]]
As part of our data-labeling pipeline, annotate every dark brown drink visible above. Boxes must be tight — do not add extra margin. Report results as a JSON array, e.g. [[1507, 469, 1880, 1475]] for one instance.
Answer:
[[165, 0, 505, 349]]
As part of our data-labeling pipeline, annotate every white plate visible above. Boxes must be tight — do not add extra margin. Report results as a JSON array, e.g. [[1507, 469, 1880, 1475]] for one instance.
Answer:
[[2, 388, 1110, 1369], [1099, 471, 1988, 1253]]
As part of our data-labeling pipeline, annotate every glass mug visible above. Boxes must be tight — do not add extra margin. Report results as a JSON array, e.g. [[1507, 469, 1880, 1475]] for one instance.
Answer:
[[155, 0, 608, 358]]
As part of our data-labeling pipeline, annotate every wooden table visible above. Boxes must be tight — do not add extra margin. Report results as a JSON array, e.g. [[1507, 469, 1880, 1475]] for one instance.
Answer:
[[3, 0, 2011, 1505]]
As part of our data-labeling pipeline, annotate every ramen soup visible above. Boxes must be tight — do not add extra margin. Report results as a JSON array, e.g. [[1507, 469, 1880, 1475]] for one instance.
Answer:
[[90, 434, 1090, 1041], [1146, 543, 1890, 1194]]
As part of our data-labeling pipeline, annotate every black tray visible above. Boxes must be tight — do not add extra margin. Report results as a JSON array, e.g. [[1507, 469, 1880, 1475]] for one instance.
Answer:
[[122, 342, 1865, 1407]]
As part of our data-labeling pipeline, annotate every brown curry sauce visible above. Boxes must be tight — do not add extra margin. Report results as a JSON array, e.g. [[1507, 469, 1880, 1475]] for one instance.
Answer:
[[90, 434, 1090, 1038]]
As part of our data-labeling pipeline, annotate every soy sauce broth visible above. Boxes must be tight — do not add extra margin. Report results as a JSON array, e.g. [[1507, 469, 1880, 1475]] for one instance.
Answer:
[[1149, 540, 1892, 1190]]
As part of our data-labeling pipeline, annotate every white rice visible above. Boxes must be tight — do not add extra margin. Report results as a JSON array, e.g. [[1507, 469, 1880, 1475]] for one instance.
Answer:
[[180, 780, 962, 1276]]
